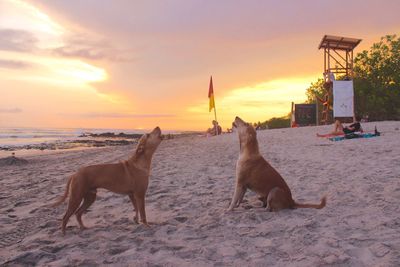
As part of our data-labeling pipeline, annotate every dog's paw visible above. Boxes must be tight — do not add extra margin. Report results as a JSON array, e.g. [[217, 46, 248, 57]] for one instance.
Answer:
[[141, 222, 151, 228]]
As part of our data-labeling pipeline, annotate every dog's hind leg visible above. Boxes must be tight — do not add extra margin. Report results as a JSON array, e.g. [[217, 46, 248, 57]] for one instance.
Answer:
[[266, 187, 292, 212], [128, 193, 139, 224], [61, 189, 83, 235], [227, 184, 246, 211], [75, 189, 97, 230]]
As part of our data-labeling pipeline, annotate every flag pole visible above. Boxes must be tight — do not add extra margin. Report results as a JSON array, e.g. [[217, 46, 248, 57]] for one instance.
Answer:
[[209, 75, 219, 135], [213, 97, 217, 123], [214, 97, 218, 135]]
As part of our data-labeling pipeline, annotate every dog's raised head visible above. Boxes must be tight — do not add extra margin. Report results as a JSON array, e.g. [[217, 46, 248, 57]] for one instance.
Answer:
[[232, 116, 258, 153], [135, 126, 162, 156]]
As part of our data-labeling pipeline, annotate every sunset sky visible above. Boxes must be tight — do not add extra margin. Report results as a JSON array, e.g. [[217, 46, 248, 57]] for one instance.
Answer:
[[1, 0, 399, 131]]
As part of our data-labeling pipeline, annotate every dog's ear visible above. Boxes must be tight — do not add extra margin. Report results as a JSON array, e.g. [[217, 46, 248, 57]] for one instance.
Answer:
[[136, 134, 148, 155], [136, 143, 145, 154]]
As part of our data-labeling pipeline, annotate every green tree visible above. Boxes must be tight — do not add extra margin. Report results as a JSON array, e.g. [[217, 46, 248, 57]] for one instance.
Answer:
[[253, 114, 290, 129], [267, 116, 290, 129], [305, 78, 325, 103], [305, 78, 326, 122], [353, 34, 400, 120]]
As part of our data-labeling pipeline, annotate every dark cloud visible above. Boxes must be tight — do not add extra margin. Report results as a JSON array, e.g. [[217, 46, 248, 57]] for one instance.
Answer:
[[0, 108, 22, 113], [52, 35, 134, 62], [0, 59, 32, 69], [0, 29, 38, 52]]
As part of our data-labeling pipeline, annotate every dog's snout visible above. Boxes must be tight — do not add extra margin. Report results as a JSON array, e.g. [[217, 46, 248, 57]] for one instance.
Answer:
[[152, 126, 161, 135], [235, 116, 243, 122], [234, 116, 245, 126]]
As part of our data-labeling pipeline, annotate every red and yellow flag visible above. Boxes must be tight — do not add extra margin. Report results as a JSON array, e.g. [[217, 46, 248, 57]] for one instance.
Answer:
[[208, 76, 215, 112]]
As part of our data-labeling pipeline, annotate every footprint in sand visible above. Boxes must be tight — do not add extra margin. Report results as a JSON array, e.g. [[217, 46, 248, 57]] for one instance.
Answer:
[[3, 251, 57, 266], [174, 216, 188, 223], [13, 201, 30, 207], [108, 246, 130, 256]]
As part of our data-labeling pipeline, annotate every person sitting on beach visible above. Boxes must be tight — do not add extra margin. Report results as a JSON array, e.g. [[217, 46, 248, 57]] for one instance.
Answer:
[[206, 120, 222, 136], [317, 116, 363, 137]]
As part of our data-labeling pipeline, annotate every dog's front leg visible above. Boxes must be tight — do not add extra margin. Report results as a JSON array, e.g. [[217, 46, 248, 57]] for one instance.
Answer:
[[227, 184, 246, 211], [129, 194, 139, 224], [135, 194, 150, 227], [235, 187, 247, 207]]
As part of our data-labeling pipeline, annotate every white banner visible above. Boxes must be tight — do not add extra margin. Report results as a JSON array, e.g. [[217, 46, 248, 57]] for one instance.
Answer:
[[333, 80, 354, 117]]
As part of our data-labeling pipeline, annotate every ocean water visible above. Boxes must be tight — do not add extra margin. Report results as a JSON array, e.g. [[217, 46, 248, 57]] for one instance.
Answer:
[[0, 127, 148, 147], [0, 127, 187, 157]]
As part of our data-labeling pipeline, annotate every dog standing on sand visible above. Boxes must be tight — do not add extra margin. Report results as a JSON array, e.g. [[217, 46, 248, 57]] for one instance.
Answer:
[[53, 127, 162, 234], [227, 117, 326, 212]]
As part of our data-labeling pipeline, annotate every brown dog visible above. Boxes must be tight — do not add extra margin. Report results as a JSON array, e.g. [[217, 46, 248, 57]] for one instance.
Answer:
[[53, 127, 162, 234], [227, 117, 326, 211]]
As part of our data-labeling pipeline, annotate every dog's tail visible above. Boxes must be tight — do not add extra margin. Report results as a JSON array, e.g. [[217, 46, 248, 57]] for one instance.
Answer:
[[294, 196, 327, 209], [51, 175, 73, 207]]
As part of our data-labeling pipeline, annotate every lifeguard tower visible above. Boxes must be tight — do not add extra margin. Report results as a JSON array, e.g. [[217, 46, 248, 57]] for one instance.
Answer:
[[318, 35, 362, 124]]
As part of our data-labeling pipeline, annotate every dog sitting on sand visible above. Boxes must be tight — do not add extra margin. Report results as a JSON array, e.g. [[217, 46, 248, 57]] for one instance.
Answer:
[[227, 117, 326, 212], [53, 127, 162, 234]]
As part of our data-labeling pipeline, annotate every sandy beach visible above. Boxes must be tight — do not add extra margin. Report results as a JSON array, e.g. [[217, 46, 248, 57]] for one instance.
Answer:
[[1, 121, 400, 266]]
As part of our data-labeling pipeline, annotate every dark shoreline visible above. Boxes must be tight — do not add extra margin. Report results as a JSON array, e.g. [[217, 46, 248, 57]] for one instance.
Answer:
[[0, 139, 137, 152], [78, 132, 144, 139], [0, 131, 201, 153]]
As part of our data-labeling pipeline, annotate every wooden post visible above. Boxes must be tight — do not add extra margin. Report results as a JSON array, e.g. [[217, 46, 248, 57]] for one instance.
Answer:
[[315, 98, 319, 126], [290, 102, 294, 127], [324, 48, 326, 74], [214, 104, 218, 135], [327, 46, 330, 73]]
